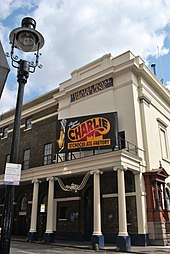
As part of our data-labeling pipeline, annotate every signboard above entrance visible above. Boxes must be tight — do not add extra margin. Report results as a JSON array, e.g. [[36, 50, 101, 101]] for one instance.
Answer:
[[71, 77, 113, 102], [57, 112, 118, 153]]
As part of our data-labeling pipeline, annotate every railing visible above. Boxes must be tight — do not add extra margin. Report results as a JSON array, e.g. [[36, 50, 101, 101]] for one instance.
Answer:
[[54, 138, 145, 163]]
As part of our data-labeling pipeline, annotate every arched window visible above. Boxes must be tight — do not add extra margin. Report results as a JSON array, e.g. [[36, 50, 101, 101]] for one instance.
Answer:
[[20, 195, 28, 212]]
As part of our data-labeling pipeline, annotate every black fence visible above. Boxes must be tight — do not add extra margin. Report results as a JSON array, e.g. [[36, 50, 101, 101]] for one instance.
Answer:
[[54, 137, 144, 163]]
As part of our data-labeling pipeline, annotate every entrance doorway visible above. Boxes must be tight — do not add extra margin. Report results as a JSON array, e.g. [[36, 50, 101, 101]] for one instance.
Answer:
[[18, 215, 27, 235], [84, 187, 93, 240], [38, 213, 46, 240]]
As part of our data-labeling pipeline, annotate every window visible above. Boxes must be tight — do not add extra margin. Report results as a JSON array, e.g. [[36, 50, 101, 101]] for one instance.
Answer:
[[125, 170, 135, 193], [44, 143, 52, 165], [118, 131, 126, 149], [59, 206, 67, 220], [157, 119, 169, 160], [126, 196, 138, 233], [25, 117, 32, 130], [20, 195, 28, 212], [160, 128, 169, 159], [1, 127, 8, 138], [112, 171, 118, 193], [23, 149, 30, 170]]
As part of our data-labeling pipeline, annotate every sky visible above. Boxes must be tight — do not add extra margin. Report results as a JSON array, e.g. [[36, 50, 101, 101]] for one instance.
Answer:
[[0, 0, 170, 114]]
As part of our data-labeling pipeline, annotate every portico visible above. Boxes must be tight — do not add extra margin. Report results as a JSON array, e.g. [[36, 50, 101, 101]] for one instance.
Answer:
[[26, 147, 146, 249]]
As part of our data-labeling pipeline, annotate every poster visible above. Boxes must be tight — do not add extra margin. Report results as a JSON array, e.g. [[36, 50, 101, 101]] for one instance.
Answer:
[[4, 163, 21, 185], [57, 112, 118, 153]]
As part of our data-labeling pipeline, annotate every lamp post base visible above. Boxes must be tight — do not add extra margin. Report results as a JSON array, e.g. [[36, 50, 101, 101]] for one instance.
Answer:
[[116, 235, 131, 252]]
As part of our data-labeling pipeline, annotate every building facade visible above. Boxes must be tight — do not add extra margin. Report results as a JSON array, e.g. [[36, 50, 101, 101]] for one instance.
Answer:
[[0, 51, 170, 250]]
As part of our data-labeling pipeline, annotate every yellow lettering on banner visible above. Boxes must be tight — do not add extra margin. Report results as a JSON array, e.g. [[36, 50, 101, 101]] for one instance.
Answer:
[[67, 139, 111, 149], [68, 117, 110, 141]]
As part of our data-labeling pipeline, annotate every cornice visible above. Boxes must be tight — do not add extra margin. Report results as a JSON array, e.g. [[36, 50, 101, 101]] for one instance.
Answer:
[[0, 98, 57, 127], [0, 150, 143, 185], [139, 63, 170, 105]]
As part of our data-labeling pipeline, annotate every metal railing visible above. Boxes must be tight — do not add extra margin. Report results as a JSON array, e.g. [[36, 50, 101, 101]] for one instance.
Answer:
[[54, 138, 144, 163]]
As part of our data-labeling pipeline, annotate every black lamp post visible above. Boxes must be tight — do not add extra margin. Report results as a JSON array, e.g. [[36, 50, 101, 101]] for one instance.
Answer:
[[0, 17, 44, 254]]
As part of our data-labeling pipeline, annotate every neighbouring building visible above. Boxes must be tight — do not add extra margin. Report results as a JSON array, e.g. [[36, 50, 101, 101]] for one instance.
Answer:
[[0, 51, 170, 250]]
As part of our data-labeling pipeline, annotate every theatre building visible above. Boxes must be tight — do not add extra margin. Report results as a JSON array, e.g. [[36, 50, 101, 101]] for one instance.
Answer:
[[0, 51, 170, 250]]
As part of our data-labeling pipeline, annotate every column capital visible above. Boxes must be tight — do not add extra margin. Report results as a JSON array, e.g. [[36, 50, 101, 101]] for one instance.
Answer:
[[31, 179, 42, 184], [46, 176, 55, 182], [90, 169, 103, 175], [133, 171, 140, 175], [113, 165, 127, 172]]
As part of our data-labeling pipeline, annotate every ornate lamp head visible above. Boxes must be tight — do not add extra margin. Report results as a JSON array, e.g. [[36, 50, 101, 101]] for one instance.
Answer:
[[9, 17, 44, 52], [8, 17, 45, 73]]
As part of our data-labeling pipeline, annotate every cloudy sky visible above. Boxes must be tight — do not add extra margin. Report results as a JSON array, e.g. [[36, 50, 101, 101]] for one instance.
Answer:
[[0, 0, 170, 114]]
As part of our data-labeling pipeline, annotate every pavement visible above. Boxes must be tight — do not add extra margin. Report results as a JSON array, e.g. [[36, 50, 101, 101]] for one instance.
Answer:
[[11, 236, 170, 253], [53, 241, 170, 253], [54, 241, 170, 253]]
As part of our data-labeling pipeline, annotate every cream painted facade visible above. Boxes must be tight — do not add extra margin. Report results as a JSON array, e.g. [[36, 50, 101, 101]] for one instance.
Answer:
[[0, 51, 170, 250], [56, 52, 170, 170], [54, 50, 170, 247]]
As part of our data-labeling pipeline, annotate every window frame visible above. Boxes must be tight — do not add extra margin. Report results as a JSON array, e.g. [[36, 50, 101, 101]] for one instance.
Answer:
[[25, 117, 32, 130], [44, 143, 53, 165], [23, 148, 30, 170], [1, 126, 9, 139], [157, 119, 169, 161], [59, 206, 67, 220], [20, 195, 28, 212]]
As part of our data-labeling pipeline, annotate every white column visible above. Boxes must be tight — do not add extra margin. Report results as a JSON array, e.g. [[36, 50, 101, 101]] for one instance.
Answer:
[[53, 200, 57, 231], [135, 172, 148, 234], [45, 177, 55, 233], [91, 169, 103, 235], [116, 166, 128, 236], [30, 179, 40, 233]]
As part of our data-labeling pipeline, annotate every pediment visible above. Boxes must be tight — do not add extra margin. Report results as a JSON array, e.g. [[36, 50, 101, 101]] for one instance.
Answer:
[[143, 167, 169, 182], [151, 167, 169, 178]]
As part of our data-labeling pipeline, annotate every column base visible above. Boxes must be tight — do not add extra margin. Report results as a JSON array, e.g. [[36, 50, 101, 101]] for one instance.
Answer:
[[44, 232, 55, 244], [26, 231, 38, 242], [116, 235, 131, 251], [91, 234, 104, 249]]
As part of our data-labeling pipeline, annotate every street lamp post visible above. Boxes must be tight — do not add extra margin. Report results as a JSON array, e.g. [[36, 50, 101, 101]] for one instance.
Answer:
[[0, 17, 44, 254]]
